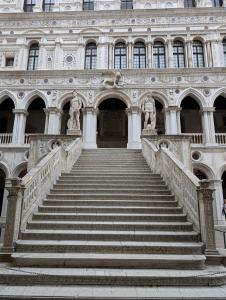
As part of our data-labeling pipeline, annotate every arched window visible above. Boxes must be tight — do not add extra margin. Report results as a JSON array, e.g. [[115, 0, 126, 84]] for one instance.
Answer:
[[114, 42, 127, 69], [184, 0, 196, 7], [83, 0, 94, 10], [121, 0, 133, 9], [133, 42, 146, 69], [24, 0, 36, 12], [223, 39, 226, 66], [85, 43, 97, 70], [212, 0, 223, 6], [173, 41, 185, 68], [43, 0, 54, 11], [192, 40, 205, 68], [153, 42, 166, 69], [27, 43, 39, 70]]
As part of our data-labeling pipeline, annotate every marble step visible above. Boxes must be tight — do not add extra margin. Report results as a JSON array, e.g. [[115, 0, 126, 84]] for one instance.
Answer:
[[11, 253, 206, 269], [39, 199, 178, 208], [4, 266, 226, 287], [49, 189, 172, 195], [46, 194, 175, 200], [57, 178, 164, 184], [54, 183, 168, 189], [32, 212, 187, 222], [20, 230, 199, 242], [27, 220, 193, 231], [60, 173, 161, 178], [38, 205, 182, 214]]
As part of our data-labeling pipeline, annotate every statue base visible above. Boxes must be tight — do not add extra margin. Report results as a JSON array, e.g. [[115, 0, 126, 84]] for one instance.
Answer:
[[67, 129, 82, 136], [142, 128, 157, 136]]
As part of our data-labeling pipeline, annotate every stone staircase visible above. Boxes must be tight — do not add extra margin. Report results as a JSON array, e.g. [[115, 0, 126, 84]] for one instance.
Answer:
[[6, 148, 216, 286]]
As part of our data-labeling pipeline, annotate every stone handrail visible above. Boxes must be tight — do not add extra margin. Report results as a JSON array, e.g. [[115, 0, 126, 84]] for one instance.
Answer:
[[142, 138, 218, 255], [2, 137, 82, 251]]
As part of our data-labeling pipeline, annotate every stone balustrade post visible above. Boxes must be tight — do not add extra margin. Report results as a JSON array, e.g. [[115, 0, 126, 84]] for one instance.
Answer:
[[197, 180, 218, 255], [2, 178, 24, 253]]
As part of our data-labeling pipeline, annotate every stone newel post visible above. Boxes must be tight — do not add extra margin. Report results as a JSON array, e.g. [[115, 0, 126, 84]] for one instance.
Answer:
[[197, 180, 218, 255], [2, 178, 23, 252]]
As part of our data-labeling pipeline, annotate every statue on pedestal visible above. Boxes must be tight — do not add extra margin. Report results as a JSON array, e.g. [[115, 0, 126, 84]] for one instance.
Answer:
[[142, 95, 157, 135], [67, 91, 82, 135]]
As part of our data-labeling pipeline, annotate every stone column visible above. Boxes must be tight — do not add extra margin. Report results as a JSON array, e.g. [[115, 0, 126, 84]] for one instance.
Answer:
[[186, 39, 193, 68], [211, 179, 225, 224], [167, 39, 174, 68], [2, 178, 23, 253], [82, 107, 98, 149], [108, 43, 113, 69], [197, 180, 218, 255], [176, 107, 182, 134], [201, 107, 216, 145], [127, 106, 142, 149], [128, 42, 133, 69], [46, 107, 63, 134], [163, 108, 170, 134], [147, 41, 152, 68], [167, 106, 179, 134], [12, 109, 28, 144]]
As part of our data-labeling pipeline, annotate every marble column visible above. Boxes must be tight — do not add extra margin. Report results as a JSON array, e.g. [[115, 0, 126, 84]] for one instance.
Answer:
[[127, 106, 142, 149], [186, 39, 193, 68], [46, 107, 63, 134], [147, 41, 152, 68], [12, 109, 28, 144], [82, 107, 98, 149], [176, 107, 182, 134], [201, 107, 216, 145], [167, 106, 179, 134]]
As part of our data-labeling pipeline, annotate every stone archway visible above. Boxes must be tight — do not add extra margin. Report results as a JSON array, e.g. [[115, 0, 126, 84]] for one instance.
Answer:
[[97, 98, 128, 148]]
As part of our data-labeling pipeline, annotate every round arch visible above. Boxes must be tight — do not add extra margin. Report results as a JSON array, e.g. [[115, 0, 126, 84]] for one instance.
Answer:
[[192, 162, 215, 180], [94, 90, 131, 109]]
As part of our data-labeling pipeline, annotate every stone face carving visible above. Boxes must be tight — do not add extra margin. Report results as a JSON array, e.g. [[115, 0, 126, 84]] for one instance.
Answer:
[[102, 71, 123, 89], [142, 95, 157, 135], [67, 91, 82, 135]]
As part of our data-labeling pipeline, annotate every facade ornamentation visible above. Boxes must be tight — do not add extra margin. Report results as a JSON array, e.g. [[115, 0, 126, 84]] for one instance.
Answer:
[[101, 71, 123, 89]]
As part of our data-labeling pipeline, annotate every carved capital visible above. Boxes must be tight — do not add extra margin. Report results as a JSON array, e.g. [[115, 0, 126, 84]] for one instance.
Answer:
[[82, 107, 98, 114], [126, 106, 142, 114], [201, 107, 215, 113], [13, 109, 28, 116]]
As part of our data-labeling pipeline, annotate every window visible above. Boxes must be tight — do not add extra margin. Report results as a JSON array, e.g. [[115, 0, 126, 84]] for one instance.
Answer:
[[212, 0, 223, 6], [27, 43, 39, 70], [5, 57, 14, 67], [83, 0, 94, 10], [173, 41, 185, 68], [23, 0, 36, 12], [133, 42, 146, 69], [121, 0, 133, 9], [43, 0, 54, 11], [114, 42, 127, 69], [184, 0, 196, 7], [153, 42, 166, 69], [223, 40, 226, 66], [85, 43, 97, 69], [192, 40, 205, 68]]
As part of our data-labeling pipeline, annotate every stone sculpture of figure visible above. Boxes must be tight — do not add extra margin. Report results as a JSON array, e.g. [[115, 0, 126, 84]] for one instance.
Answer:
[[67, 91, 82, 132], [102, 71, 122, 89], [142, 95, 156, 130]]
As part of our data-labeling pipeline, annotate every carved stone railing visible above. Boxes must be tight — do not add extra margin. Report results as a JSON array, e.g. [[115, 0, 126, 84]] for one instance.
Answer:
[[184, 133, 203, 144], [0, 133, 13, 144], [142, 138, 218, 255], [215, 133, 226, 145], [2, 137, 82, 252]]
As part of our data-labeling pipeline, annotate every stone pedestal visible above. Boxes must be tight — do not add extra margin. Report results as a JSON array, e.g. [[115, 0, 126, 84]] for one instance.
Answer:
[[142, 128, 157, 136], [67, 129, 82, 136]]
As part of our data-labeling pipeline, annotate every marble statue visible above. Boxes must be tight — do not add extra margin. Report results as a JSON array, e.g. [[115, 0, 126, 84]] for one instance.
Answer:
[[142, 95, 156, 130], [67, 91, 82, 134]]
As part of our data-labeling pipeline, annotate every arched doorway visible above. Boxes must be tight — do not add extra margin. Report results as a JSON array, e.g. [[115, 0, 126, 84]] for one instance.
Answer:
[[214, 96, 226, 133], [61, 101, 83, 134], [180, 97, 202, 133], [97, 98, 128, 148], [141, 99, 165, 134], [25, 98, 46, 133], [0, 98, 15, 133], [0, 168, 6, 216]]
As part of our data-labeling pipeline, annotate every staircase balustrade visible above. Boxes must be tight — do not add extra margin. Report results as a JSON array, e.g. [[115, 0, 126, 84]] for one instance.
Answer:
[[215, 133, 226, 144], [142, 138, 218, 254], [2, 137, 82, 252], [0, 133, 13, 144]]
